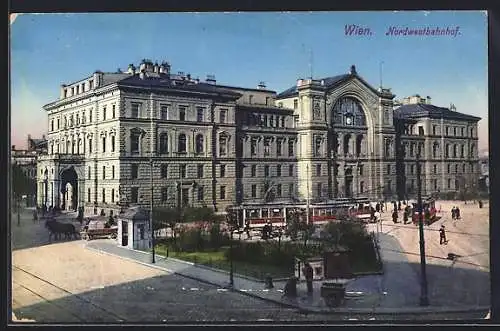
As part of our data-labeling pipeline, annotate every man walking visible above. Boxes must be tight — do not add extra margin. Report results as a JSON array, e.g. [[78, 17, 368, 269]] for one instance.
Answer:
[[403, 208, 409, 224], [303, 262, 314, 295], [451, 206, 456, 220], [439, 225, 447, 245], [392, 210, 398, 224]]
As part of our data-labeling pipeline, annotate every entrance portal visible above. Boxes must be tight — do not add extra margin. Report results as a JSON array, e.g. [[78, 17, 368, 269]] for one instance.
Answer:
[[61, 166, 78, 211]]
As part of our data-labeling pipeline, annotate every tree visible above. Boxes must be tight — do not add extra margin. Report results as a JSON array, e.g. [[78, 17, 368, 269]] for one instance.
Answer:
[[322, 218, 368, 250], [12, 164, 34, 209], [153, 207, 181, 238], [285, 208, 315, 247]]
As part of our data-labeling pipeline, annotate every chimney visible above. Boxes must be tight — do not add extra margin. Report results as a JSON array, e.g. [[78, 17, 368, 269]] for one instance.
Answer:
[[426, 96, 432, 104], [153, 62, 159, 73], [258, 81, 266, 90]]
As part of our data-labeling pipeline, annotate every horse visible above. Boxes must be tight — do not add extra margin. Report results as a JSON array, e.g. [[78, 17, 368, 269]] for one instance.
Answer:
[[45, 220, 79, 242]]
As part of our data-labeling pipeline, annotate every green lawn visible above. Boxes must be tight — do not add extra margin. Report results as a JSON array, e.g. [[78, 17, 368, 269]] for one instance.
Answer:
[[154, 245, 294, 280]]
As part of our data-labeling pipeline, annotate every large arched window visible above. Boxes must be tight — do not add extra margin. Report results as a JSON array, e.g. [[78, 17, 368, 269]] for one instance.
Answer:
[[196, 134, 204, 154], [159, 133, 168, 154], [178, 134, 187, 153], [332, 97, 366, 126]]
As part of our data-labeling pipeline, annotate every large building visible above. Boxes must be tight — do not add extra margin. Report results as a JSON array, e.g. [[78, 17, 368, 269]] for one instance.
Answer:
[[36, 60, 481, 216]]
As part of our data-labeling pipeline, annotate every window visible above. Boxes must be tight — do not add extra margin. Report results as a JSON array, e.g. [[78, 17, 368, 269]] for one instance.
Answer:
[[220, 186, 226, 200], [314, 137, 322, 156], [219, 135, 228, 156], [89, 110, 93, 123], [470, 128, 474, 137], [180, 164, 187, 178], [288, 140, 294, 156], [249, 95, 253, 104], [433, 179, 438, 190], [288, 164, 294, 177], [461, 127, 465, 136], [221, 109, 229, 124], [460, 145, 464, 158], [432, 125, 436, 135], [280, 117, 285, 127], [131, 103, 140, 118], [277, 165, 282, 177], [264, 138, 270, 156], [88, 188, 91, 202], [360, 181, 364, 193], [433, 164, 437, 174], [197, 164, 204, 178], [88, 166, 91, 179], [102, 166, 106, 179], [455, 164, 459, 173], [293, 99, 298, 109], [220, 164, 226, 177], [64, 89, 68, 98], [251, 185, 257, 198], [131, 164, 139, 179], [387, 180, 392, 193], [112, 104, 116, 118], [76, 85, 80, 94], [102, 188, 106, 203], [263, 115, 268, 127], [161, 164, 168, 178], [102, 137, 106, 153], [103, 106, 107, 120], [453, 127, 457, 136], [447, 164, 451, 173], [89, 80, 94, 89], [445, 144, 449, 158], [264, 165, 270, 177], [418, 126, 424, 136], [161, 105, 169, 120], [50, 120, 54, 131], [463, 164, 466, 173], [111, 136, 115, 152], [131, 187, 139, 203], [57, 118, 60, 129], [445, 127, 449, 136], [159, 133, 169, 154], [453, 145, 458, 158], [277, 139, 283, 156], [359, 165, 364, 176], [112, 165, 115, 179], [251, 139, 257, 156], [197, 107, 204, 122], [387, 164, 391, 174], [178, 134, 187, 153], [276, 184, 282, 197], [195, 134, 204, 153], [270, 116, 274, 127], [179, 107, 186, 121], [161, 188, 168, 202], [289, 183, 294, 197], [197, 186, 204, 201], [447, 179, 451, 189], [316, 164, 321, 176], [244, 165, 254, 178], [131, 133, 140, 153], [317, 183, 322, 197]]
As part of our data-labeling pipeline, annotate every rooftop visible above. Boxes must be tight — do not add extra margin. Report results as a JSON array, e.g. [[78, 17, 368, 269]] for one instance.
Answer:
[[394, 103, 481, 122]]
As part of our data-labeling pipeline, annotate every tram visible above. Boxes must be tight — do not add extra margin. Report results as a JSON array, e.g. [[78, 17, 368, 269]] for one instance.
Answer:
[[411, 197, 438, 225], [229, 198, 371, 229]]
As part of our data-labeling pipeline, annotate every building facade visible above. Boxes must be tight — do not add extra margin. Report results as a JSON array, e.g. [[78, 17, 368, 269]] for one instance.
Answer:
[[36, 60, 481, 216]]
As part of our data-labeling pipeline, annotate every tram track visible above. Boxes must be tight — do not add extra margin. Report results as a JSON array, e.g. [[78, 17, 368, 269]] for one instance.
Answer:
[[12, 265, 127, 322]]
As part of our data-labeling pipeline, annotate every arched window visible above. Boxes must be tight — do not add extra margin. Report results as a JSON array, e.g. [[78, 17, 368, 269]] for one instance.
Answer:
[[332, 97, 366, 126], [159, 133, 168, 154], [178, 133, 187, 153], [219, 134, 228, 156], [195, 134, 204, 154]]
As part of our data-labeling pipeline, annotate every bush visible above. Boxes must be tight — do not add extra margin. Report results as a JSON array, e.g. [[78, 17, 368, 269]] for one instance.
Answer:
[[178, 228, 205, 252]]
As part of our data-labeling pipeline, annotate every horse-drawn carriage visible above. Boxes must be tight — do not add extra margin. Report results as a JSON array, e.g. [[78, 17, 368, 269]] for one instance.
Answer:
[[80, 219, 118, 240]]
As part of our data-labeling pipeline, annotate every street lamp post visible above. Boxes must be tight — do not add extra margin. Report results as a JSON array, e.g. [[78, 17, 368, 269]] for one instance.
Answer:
[[229, 228, 234, 288], [416, 153, 429, 306], [150, 159, 156, 264]]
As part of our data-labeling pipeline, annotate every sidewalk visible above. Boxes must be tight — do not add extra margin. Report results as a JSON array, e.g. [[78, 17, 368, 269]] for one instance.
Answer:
[[85, 240, 488, 315]]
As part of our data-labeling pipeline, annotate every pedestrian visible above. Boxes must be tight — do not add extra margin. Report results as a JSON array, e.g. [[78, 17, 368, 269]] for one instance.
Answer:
[[456, 207, 461, 220], [392, 210, 398, 223], [451, 206, 456, 220], [302, 262, 314, 294], [245, 220, 251, 239], [380, 201, 385, 213], [398, 201, 402, 211], [375, 203, 380, 213], [33, 210, 38, 223], [403, 210, 408, 224], [478, 200, 483, 209], [374, 210, 381, 223], [439, 225, 447, 245]]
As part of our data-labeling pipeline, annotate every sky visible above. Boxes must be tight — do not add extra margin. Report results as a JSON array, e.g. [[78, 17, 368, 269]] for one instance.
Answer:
[[10, 11, 489, 153]]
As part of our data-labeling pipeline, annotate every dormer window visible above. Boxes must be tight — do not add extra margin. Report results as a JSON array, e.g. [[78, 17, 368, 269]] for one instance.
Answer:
[[89, 80, 94, 89]]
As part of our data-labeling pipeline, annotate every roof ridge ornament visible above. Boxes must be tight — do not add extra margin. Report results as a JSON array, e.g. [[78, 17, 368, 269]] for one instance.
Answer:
[[350, 65, 357, 75]]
